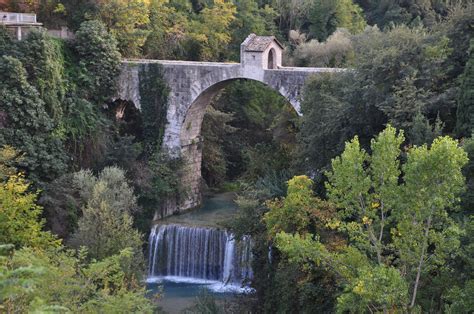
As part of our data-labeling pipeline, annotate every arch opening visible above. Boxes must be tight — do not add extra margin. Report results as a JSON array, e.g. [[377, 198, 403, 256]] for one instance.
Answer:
[[107, 99, 143, 140], [267, 48, 276, 69], [180, 77, 299, 146], [178, 78, 298, 207]]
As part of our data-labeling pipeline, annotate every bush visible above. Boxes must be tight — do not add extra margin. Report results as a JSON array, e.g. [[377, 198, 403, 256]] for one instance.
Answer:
[[292, 28, 354, 67]]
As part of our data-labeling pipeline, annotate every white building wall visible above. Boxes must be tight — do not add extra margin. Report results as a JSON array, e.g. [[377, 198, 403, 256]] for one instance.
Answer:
[[241, 51, 265, 81], [262, 42, 283, 69], [242, 51, 264, 68]]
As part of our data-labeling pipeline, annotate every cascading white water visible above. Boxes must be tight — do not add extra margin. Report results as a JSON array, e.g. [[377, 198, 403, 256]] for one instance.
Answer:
[[222, 235, 235, 284], [148, 224, 253, 290]]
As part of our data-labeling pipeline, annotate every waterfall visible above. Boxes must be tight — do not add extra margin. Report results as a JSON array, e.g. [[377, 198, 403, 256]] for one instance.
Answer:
[[148, 224, 253, 289]]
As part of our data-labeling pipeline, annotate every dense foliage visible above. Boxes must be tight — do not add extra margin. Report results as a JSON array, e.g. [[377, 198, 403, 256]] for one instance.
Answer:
[[0, 149, 155, 311], [0, 19, 156, 311]]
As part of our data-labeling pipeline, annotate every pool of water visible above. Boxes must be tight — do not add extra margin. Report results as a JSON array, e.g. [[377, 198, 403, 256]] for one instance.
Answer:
[[160, 192, 238, 228], [147, 281, 235, 313]]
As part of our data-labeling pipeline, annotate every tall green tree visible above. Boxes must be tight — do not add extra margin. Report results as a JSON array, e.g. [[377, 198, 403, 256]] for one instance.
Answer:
[[308, 0, 366, 41], [0, 56, 67, 182], [326, 125, 404, 265], [97, 0, 150, 57], [394, 137, 467, 308], [18, 30, 66, 124], [456, 39, 474, 138], [70, 167, 143, 268], [74, 20, 121, 104], [275, 126, 468, 311]]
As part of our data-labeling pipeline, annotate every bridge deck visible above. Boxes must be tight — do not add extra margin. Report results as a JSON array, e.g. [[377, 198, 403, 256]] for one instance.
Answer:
[[124, 59, 240, 67], [123, 59, 341, 72]]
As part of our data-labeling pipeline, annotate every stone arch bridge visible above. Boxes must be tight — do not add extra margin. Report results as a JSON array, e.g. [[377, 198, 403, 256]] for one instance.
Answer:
[[117, 35, 341, 217]]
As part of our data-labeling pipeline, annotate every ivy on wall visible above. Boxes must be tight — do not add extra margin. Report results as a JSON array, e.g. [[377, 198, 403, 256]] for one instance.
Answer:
[[138, 62, 170, 157], [136, 62, 187, 217]]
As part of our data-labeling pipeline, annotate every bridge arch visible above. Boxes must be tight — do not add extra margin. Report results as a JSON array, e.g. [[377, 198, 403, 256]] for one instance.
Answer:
[[178, 76, 300, 216], [181, 76, 300, 147], [117, 59, 341, 217]]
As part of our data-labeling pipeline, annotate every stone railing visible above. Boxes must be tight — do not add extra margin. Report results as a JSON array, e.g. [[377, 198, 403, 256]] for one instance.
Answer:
[[0, 12, 37, 24], [47, 26, 75, 40]]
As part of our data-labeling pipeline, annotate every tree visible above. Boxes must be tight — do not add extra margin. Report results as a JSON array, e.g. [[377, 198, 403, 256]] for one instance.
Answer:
[[0, 173, 58, 249], [187, 0, 237, 60], [275, 126, 468, 310], [144, 0, 190, 59], [443, 4, 474, 83], [0, 145, 22, 180], [0, 26, 13, 56], [96, 0, 150, 57], [18, 30, 66, 124], [0, 162, 152, 312], [326, 126, 467, 308], [39, 173, 83, 239], [353, 26, 452, 134], [0, 55, 67, 182], [271, 0, 312, 35], [227, 0, 277, 61], [264, 175, 316, 237], [70, 167, 143, 269], [296, 71, 384, 173], [74, 20, 121, 104], [291, 28, 353, 67], [325, 125, 404, 264], [355, 0, 472, 30], [394, 136, 467, 308], [0, 246, 155, 313], [308, 0, 366, 41], [456, 39, 474, 137], [296, 24, 457, 175], [201, 106, 236, 187], [460, 136, 474, 215]]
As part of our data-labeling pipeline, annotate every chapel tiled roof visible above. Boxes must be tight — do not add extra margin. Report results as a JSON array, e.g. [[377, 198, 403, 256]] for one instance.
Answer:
[[242, 34, 283, 52]]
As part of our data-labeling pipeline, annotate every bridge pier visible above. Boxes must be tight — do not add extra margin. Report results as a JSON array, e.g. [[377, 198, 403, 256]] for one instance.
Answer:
[[180, 138, 204, 209]]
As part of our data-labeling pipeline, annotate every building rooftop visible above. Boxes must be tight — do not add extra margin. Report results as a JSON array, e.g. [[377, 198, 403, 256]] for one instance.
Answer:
[[242, 33, 283, 52], [0, 12, 42, 25]]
